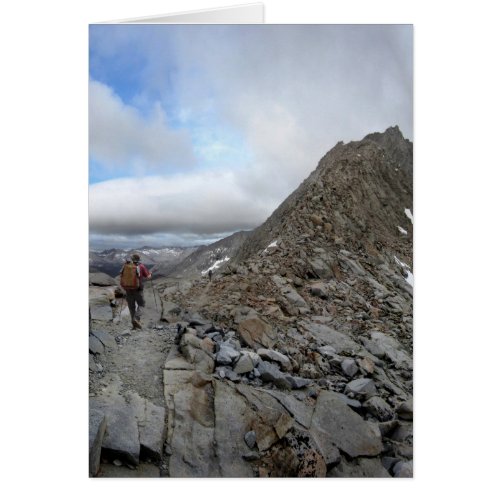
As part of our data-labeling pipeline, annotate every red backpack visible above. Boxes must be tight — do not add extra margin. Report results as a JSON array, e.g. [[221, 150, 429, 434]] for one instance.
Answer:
[[120, 262, 140, 290]]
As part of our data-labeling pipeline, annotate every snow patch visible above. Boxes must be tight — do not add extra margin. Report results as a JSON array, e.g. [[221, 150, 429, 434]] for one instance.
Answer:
[[404, 208, 413, 224], [201, 256, 230, 275], [394, 256, 413, 287], [397, 226, 408, 235], [267, 240, 278, 248]]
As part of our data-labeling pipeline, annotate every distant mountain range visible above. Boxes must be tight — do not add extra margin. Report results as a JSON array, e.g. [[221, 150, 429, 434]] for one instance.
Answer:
[[89, 246, 198, 277]]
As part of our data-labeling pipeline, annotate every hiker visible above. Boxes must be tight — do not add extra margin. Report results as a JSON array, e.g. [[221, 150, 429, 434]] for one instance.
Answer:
[[208, 269, 213, 282], [119, 253, 152, 329]]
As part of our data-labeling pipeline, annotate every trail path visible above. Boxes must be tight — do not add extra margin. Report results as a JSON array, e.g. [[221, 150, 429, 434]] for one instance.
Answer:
[[89, 286, 175, 476]]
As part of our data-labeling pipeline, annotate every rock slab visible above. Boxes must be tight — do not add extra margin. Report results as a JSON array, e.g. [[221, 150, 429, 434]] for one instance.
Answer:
[[89, 410, 107, 477]]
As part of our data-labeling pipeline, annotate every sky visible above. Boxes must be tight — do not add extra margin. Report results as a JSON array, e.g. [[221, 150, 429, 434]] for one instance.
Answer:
[[89, 24, 413, 250]]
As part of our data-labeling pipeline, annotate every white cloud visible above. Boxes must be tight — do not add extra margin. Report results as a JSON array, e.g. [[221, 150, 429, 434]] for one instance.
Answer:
[[89, 80, 195, 174], [89, 168, 272, 237]]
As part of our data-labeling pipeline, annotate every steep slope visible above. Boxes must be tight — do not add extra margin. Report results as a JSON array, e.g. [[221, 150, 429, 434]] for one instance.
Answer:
[[234, 125, 412, 271], [165, 230, 251, 278]]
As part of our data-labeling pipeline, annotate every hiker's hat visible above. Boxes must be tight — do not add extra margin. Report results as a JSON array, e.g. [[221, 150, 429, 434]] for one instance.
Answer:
[[131, 253, 141, 262]]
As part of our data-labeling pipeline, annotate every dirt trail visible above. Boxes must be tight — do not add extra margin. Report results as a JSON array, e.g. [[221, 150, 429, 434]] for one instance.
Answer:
[[89, 285, 176, 476]]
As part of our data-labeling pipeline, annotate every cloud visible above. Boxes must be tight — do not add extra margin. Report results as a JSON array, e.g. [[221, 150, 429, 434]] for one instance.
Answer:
[[89, 169, 272, 237], [89, 80, 195, 175]]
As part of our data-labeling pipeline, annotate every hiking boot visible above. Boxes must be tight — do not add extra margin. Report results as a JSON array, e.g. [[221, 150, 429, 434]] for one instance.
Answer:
[[132, 319, 142, 329]]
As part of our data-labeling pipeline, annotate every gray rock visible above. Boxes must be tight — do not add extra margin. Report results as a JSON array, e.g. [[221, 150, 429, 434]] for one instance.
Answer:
[[91, 330, 115, 348], [267, 390, 314, 428], [101, 407, 141, 465], [89, 354, 98, 372], [345, 378, 378, 398], [242, 451, 260, 461], [393, 460, 413, 477], [341, 359, 359, 377], [287, 376, 311, 389], [233, 353, 255, 374], [89, 335, 104, 355], [338, 255, 366, 276], [244, 430, 257, 449], [89, 272, 117, 286], [309, 282, 329, 299], [367, 330, 413, 370], [238, 317, 276, 349], [381, 456, 399, 473], [333, 392, 363, 409], [309, 257, 334, 279], [396, 399, 413, 420], [317, 345, 338, 358], [283, 287, 309, 308], [216, 344, 241, 366], [256, 361, 293, 390], [89, 410, 107, 477], [132, 395, 167, 460], [310, 391, 383, 458], [364, 396, 394, 421], [299, 321, 363, 355], [257, 348, 292, 371], [231, 305, 259, 324], [390, 422, 413, 443], [168, 384, 219, 477], [328, 457, 391, 477], [212, 381, 258, 477], [378, 420, 399, 437]]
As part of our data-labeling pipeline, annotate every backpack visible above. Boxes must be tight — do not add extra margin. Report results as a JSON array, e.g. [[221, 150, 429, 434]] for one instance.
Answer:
[[120, 262, 140, 290]]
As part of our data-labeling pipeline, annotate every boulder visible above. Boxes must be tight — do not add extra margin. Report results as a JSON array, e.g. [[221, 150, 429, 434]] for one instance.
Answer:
[[309, 282, 329, 299], [257, 349, 292, 371], [91, 330, 115, 348], [366, 330, 413, 370], [341, 359, 359, 377], [396, 399, 413, 420], [238, 317, 276, 349], [357, 356, 376, 374], [216, 344, 241, 366], [364, 396, 394, 421], [345, 378, 378, 399], [89, 335, 104, 355], [310, 391, 383, 458], [338, 256, 366, 277], [101, 407, 141, 465], [299, 321, 363, 355], [89, 272, 116, 286], [393, 460, 413, 477], [233, 353, 255, 374], [256, 361, 293, 390], [308, 257, 334, 279], [282, 287, 309, 309]]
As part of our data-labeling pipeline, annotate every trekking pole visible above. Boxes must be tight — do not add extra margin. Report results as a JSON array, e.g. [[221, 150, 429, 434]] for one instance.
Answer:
[[150, 277, 160, 328], [117, 296, 125, 323]]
